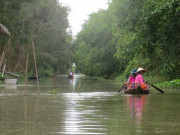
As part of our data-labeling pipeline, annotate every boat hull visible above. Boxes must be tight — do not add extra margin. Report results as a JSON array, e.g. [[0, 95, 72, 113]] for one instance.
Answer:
[[68, 75, 74, 78], [124, 87, 149, 94], [28, 76, 42, 80]]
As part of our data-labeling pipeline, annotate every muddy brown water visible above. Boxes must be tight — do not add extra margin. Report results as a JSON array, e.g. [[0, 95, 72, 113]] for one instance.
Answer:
[[0, 75, 180, 135]]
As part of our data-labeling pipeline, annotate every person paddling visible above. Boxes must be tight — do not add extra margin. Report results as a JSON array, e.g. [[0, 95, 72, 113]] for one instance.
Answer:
[[135, 67, 149, 91], [127, 68, 137, 86], [123, 68, 137, 90]]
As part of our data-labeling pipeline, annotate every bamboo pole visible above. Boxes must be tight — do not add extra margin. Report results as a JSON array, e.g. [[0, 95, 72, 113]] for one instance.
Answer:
[[2, 65, 6, 77], [0, 51, 4, 69], [50, 70, 59, 78], [32, 41, 40, 94], [24, 52, 29, 96], [76, 81, 81, 93]]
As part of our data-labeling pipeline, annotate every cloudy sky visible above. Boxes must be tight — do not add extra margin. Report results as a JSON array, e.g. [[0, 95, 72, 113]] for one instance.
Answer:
[[59, 0, 109, 36]]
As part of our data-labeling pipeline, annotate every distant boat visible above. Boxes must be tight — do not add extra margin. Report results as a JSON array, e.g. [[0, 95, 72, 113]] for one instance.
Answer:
[[68, 75, 74, 79], [28, 76, 42, 80], [68, 74, 74, 79], [68, 71, 74, 79]]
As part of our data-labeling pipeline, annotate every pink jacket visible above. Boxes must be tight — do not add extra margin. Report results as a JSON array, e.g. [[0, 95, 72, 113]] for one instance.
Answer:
[[128, 76, 135, 84], [135, 74, 144, 84]]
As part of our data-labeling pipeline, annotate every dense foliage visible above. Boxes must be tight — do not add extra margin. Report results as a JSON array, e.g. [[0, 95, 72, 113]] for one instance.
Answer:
[[74, 10, 119, 78], [0, 0, 73, 76], [74, 0, 180, 80], [157, 79, 180, 88]]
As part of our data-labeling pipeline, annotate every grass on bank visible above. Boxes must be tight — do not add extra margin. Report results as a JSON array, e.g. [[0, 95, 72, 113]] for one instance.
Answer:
[[156, 79, 180, 89]]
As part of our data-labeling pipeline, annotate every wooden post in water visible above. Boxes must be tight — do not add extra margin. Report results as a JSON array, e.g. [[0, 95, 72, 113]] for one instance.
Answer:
[[77, 81, 81, 93], [32, 41, 40, 94], [24, 52, 29, 96]]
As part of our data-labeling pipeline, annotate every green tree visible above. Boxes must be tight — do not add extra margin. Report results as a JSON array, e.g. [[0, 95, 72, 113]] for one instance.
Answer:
[[0, 0, 73, 75], [74, 10, 119, 78], [74, 0, 180, 80], [138, 0, 180, 79]]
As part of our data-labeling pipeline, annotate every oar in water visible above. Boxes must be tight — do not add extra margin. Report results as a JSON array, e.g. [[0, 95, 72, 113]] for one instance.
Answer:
[[118, 84, 125, 93], [146, 81, 164, 93]]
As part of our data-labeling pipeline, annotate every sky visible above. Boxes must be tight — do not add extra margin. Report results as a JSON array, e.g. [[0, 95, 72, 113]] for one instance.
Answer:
[[59, 0, 109, 36]]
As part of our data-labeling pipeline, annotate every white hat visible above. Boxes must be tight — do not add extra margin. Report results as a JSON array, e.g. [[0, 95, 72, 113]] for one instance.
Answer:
[[136, 67, 146, 73]]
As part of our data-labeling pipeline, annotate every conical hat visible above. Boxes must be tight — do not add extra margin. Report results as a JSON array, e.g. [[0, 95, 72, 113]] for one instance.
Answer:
[[136, 67, 146, 73]]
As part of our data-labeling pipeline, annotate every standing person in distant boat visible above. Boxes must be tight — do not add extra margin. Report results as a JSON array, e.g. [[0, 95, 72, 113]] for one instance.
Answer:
[[69, 71, 73, 76], [135, 67, 149, 90]]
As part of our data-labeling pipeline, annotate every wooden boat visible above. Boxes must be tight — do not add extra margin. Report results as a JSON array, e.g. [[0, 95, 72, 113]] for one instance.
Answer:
[[68, 74, 74, 79], [28, 76, 42, 80], [123, 86, 149, 94]]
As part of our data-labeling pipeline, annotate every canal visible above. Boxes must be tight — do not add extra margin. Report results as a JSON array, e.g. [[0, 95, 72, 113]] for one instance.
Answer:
[[0, 75, 180, 135]]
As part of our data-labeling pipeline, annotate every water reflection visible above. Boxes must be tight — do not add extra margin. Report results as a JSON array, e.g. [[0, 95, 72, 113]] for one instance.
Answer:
[[127, 95, 147, 125], [69, 76, 77, 92], [0, 84, 17, 90], [24, 96, 27, 134], [60, 93, 108, 134], [69, 74, 85, 92], [63, 94, 80, 134]]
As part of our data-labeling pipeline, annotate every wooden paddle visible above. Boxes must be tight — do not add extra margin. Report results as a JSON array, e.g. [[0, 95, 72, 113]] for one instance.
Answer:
[[146, 81, 164, 93], [118, 84, 125, 93]]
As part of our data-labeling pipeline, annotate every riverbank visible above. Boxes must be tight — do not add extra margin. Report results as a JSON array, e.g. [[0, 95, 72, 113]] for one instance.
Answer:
[[156, 79, 180, 89]]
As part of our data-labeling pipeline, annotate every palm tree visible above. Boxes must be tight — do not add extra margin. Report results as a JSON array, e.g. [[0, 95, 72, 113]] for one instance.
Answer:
[[0, 23, 10, 35]]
